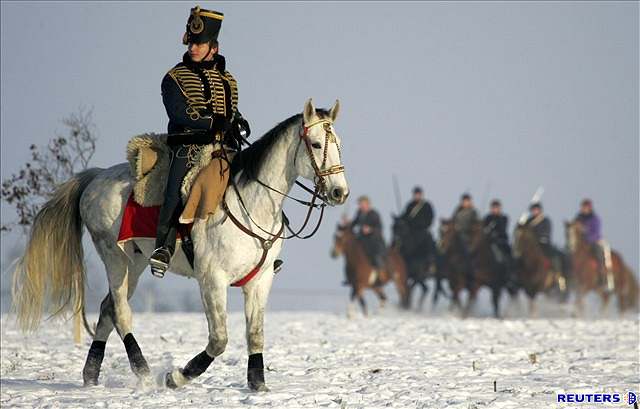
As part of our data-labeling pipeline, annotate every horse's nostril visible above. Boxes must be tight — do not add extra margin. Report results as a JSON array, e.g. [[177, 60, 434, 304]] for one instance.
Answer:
[[332, 188, 343, 199]]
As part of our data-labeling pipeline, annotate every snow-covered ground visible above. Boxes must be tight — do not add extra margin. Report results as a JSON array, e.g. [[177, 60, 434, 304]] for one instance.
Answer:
[[1, 310, 638, 408]]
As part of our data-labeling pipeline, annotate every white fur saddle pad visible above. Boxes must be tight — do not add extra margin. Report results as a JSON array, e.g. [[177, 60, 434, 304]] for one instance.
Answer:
[[126, 133, 219, 208]]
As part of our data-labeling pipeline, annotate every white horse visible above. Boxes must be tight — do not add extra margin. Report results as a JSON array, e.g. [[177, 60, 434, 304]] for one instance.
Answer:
[[11, 99, 349, 391]]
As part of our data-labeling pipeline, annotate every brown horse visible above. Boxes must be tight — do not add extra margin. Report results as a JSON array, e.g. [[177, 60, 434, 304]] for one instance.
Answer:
[[331, 224, 409, 315], [438, 219, 509, 318], [512, 224, 568, 316], [565, 220, 639, 314]]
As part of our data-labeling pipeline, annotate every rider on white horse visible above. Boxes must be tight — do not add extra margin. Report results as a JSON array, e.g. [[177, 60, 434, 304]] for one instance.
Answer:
[[149, 6, 250, 277]]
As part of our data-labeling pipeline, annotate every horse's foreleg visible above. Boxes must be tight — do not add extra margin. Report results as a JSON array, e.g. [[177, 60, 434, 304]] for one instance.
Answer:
[[83, 256, 146, 386], [491, 286, 502, 319], [418, 281, 428, 311], [166, 278, 226, 389], [574, 289, 585, 318], [243, 270, 274, 392], [528, 293, 538, 318], [449, 288, 462, 312], [357, 286, 368, 316], [599, 288, 611, 316], [463, 289, 478, 318]]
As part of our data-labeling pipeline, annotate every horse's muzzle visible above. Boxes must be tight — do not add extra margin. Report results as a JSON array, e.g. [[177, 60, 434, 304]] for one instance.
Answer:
[[329, 187, 349, 205]]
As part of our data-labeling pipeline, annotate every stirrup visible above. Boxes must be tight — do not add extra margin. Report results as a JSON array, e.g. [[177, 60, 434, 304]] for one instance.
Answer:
[[273, 259, 284, 274], [149, 247, 172, 278]]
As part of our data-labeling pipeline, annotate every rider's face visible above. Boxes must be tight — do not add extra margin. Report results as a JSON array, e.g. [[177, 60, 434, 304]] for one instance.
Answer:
[[188, 42, 217, 62]]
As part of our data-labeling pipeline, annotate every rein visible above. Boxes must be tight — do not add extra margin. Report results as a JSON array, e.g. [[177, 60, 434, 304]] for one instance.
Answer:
[[218, 117, 345, 285], [222, 198, 285, 287], [231, 117, 344, 240]]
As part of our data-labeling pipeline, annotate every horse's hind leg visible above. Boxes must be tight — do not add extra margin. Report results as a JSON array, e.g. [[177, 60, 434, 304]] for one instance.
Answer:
[[102, 249, 150, 380], [82, 254, 147, 386], [82, 294, 112, 386]]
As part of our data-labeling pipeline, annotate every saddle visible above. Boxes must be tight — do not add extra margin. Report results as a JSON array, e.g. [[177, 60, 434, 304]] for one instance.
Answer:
[[126, 133, 231, 223]]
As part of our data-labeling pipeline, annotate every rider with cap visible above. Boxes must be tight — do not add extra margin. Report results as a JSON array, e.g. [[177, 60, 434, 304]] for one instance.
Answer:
[[525, 202, 562, 273], [401, 186, 436, 261], [351, 195, 386, 276], [452, 193, 479, 284], [525, 203, 551, 252], [149, 6, 250, 277], [483, 199, 515, 286], [574, 198, 606, 279]]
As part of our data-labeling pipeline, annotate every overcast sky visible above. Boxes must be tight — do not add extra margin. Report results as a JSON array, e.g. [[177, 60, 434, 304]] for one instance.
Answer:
[[1, 2, 638, 308]]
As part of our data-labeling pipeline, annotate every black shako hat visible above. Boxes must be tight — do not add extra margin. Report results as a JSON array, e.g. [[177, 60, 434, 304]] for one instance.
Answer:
[[182, 6, 224, 45]]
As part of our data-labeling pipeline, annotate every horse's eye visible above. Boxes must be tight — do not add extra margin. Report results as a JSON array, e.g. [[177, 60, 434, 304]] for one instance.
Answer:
[[312, 142, 322, 149]]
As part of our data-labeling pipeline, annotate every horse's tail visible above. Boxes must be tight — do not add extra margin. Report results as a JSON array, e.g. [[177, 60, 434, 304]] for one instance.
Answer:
[[12, 168, 101, 332]]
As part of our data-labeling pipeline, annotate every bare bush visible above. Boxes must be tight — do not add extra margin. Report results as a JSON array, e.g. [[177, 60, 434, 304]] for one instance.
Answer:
[[1, 108, 97, 233]]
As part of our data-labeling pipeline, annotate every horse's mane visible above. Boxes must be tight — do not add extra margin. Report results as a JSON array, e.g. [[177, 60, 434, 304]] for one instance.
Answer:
[[231, 109, 330, 183]]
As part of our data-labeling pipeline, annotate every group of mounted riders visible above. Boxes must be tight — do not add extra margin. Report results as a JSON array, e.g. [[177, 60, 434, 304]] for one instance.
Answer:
[[336, 187, 636, 317]]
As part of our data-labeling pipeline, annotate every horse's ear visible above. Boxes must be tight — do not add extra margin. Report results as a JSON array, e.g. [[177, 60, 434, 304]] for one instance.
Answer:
[[329, 99, 340, 122], [303, 98, 316, 124]]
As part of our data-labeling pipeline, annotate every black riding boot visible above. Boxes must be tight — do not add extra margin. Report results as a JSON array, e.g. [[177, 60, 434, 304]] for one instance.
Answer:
[[150, 146, 190, 277]]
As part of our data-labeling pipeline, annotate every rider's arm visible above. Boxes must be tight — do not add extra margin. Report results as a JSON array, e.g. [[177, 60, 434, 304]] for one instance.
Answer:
[[350, 211, 362, 229], [539, 218, 551, 243], [369, 211, 383, 234], [424, 202, 434, 228], [161, 74, 229, 133]]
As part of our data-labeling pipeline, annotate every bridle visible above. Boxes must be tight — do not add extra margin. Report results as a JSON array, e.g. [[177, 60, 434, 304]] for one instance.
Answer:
[[221, 116, 346, 286], [223, 115, 346, 258], [297, 118, 345, 194]]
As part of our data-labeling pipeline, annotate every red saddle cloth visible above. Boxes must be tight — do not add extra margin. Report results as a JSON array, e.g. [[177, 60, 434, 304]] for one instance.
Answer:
[[117, 194, 191, 245], [117, 193, 255, 287]]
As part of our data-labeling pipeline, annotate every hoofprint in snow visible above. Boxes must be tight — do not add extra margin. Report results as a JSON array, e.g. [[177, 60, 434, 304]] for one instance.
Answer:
[[1, 311, 638, 408]]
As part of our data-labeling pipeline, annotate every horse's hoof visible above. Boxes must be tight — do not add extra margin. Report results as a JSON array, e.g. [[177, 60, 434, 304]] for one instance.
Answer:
[[83, 378, 99, 387], [249, 381, 270, 392], [165, 368, 189, 389], [165, 372, 179, 389]]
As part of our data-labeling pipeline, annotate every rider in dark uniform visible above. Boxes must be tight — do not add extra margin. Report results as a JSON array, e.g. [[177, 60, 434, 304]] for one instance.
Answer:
[[452, 193, 479, 285], [525, 202, 562, 273], [149, 6, 250, 277], [483, 199, 515, 288], [525, 203, 551, 254], [401, 186, 435, 261], [351, 195, 386, 271], [483, 199, 511, 260]]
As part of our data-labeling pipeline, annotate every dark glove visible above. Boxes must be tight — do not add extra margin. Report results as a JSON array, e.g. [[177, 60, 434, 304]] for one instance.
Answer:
[[211, 114, 231, 137], [233, 117, 251, 140]]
